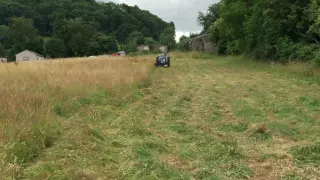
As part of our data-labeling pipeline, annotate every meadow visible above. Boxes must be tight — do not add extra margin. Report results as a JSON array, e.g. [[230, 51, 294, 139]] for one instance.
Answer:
[[0, 52, 319, 179], [0, 56, 152, 178]]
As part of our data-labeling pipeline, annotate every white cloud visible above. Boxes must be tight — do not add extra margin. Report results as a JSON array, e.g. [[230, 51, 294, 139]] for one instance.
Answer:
[[175, 30, 200, 42], [101, 0, 219, 39]]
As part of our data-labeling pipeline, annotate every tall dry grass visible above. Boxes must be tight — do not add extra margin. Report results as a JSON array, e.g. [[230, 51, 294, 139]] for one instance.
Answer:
[[0, 56, 152, 177]]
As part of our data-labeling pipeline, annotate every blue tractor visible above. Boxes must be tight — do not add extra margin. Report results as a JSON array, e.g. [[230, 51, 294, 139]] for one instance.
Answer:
[[154, 53, 170, 68]]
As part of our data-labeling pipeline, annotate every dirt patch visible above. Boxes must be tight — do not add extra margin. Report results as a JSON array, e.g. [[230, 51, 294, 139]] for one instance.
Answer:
[[271, 136, 298, 152], [160, 155, 199, 173], [154, 130, 178, 141], [266, 111, 278, 122], [248, 155, 295, 180], [194, 124, 229, 138], [72, 172, 94, 180], [245, 123, 269, 136], [0, 130, 4, 141], [245, 136, 300, 180]]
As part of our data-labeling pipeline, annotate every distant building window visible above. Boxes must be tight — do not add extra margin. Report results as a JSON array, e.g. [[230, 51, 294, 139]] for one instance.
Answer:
[[23, 57, 30, 61]]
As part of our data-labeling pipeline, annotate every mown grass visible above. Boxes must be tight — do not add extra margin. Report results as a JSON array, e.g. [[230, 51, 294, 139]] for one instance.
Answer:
[[0, 56, 152, 178], [1, 52, 320, 179]]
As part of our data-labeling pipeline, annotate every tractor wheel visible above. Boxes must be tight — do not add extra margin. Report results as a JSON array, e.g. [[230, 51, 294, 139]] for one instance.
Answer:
[[167, 58, 171, 67]]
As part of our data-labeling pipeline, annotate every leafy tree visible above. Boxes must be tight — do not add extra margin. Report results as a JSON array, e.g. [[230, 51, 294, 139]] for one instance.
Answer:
[[26, 36, 45, 55], [86, 41, 100, 56], [0, 25, 9, 48], [8, 17, 38, 54], [8, 18, 37, 43], [201, 0, 320, 62], [44, 38, 66, 58], [198, 3, 221, 32], [68, 32, 87, 57], [116, 23, 138, 43], [126, 41, 138, 53], [177, 38, 190, 51], [0, 25, 9, 41], [136, 36, 145, 45], [88, 33, 118, 55], [179, 35, 188, 42], [127, 31, 145, 45], [97, 34, 118, 54], [160, 25, 176, 50], [144, 37, 155, 45], [308, 0, 320, 39], [0, 43, 4, 56], [189, 33, 200, 38], [55, 18, 97, 56]]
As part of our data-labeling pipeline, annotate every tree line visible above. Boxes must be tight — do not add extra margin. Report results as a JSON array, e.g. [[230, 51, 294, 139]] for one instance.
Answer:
[[197, 0, 320, 65], [0, 0, 176, 60]]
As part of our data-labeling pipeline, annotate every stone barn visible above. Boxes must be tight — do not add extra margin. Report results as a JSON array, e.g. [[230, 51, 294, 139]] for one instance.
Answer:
[[136, 45, 150, 52], [150, 44, 168, 53], [189, 34, 215, 53], [15, 50, 45, 62]]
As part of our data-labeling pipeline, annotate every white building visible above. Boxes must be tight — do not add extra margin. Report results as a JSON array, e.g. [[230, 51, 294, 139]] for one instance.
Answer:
[[158, 45, 168, 53], [137, 45, 150, 51], [118, 51, 126, 56], [15, 50, 45, 62], [0, 57, 7, 63]]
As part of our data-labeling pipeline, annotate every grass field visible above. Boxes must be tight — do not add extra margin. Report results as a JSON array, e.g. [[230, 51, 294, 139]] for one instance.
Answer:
[[1, 52, 320, 179]]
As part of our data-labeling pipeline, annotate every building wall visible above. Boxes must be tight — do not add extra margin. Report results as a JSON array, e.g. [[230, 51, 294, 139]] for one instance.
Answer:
[[191, 40, 204, 52], [16, 51, 43, 62], [159, 46, 168, 53], [137, 45, 150, 51], [0, 58, 7, 63], [189, 35, 215, 53], [204, 42, 215, 53]]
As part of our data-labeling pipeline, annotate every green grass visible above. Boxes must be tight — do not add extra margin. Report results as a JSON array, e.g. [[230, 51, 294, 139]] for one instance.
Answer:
[[291, 142, 320, 164], [216, 123, 249, 133], [7, 52, 320, 179]]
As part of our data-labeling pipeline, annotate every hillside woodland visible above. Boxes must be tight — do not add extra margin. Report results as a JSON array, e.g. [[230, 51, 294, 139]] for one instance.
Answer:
[[196, 0, 320, 65], [0, 0, 176, 60]]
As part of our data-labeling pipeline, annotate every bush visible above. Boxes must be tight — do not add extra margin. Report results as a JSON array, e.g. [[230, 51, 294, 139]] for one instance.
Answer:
[[216, 40, 227, 55], [293, 44, 319, 61], [226, 40, 242, 55], [313, 50, 320, 67], [275, 37, 319, 63], [44, 38, 66, 58]]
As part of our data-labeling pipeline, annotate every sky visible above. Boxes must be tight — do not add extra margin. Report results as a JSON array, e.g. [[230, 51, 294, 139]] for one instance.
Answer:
[[102, 0, 219, 41]]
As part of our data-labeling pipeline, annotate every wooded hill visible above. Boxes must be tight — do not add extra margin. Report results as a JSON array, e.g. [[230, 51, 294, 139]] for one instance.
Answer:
[[0, 0, 176, 60]]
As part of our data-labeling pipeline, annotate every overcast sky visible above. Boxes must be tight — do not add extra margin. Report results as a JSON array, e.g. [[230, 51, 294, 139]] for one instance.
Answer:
[[102, 0, 219, 41]]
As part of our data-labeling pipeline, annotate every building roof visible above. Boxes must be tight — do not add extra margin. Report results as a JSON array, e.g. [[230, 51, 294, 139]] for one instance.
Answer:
[[137, 45, 149, 47], [16, 49, 43, 57], [189, 34, 211, 43]]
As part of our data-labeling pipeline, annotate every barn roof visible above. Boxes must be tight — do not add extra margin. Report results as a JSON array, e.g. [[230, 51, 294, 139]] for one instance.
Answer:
[[16, 49, 43, 57], [189, 34, 211, 43]]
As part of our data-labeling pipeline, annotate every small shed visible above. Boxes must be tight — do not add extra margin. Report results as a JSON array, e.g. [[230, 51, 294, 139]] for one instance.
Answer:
[[118, 51, 126, 56], [15, 50, 45, 62], [137, 45, 150, 51], [159, 45, 168, 53], [0, 57, 7, 63], [150, 44, 168, 53], [189, 34, 215, 53]]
